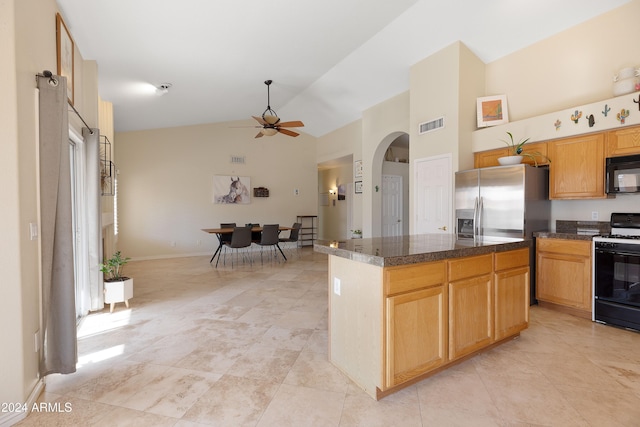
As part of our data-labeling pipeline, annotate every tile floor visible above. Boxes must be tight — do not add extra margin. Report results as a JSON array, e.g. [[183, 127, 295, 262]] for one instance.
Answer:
[[15, 248, 640, 426]]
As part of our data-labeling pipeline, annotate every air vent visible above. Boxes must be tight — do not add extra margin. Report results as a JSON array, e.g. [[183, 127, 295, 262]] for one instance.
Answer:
[[418, 116, 445, 135], [230, 155, 245, 164]]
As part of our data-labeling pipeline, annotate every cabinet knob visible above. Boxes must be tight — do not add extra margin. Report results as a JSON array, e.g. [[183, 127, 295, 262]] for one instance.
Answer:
[[438, 226, 447, 231]]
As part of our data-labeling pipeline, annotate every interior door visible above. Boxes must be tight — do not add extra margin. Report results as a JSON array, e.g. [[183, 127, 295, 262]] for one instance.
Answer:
[[382, 175, 402, 237], [414, 154, 452, 234]]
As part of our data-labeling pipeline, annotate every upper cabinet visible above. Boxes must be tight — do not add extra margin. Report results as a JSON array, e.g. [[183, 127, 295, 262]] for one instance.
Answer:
[[548, 133, 605, 199], [607, 125, 640, 157], [474, 142, 549, 168]]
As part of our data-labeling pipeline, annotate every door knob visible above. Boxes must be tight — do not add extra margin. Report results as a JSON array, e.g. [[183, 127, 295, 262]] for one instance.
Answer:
[[438, 226, 447, 231]]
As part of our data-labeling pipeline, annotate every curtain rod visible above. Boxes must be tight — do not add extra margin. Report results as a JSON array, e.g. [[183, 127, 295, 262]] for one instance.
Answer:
[[36, 70, 94, 135]]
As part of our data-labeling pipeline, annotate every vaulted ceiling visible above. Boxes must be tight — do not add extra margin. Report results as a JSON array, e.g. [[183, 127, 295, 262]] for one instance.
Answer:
[[57, 0, 629, 137]]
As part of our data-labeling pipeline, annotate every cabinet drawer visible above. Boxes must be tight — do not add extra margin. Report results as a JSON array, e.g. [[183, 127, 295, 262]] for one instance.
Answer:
[[384, 261, 446, 296], [495, 248, 529, 271], [447, 254, 492, 282], [537, 238, 591, 257]]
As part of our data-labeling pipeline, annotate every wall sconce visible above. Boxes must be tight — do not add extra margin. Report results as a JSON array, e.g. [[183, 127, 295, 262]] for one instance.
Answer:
[[328, 189, 336, 195]]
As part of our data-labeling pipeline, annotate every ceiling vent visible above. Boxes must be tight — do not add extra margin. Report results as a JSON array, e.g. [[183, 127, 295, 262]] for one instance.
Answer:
[[230, 155, 245, 164], [418, 116, 445, 135]]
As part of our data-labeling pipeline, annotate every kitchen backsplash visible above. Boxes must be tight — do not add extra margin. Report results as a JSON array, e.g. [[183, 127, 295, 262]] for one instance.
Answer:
[[556, 220, 610, 235]]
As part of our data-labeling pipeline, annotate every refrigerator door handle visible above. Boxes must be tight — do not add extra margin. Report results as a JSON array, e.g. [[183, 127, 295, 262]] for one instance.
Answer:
[[478, 196, 484, 237], [473, 197, 479, 237]]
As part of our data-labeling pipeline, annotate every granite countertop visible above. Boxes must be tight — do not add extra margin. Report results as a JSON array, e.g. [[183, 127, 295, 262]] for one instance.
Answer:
[[533, 219, 609, 241], [533, 232, 595, 241], [314, 234, 531, 267]]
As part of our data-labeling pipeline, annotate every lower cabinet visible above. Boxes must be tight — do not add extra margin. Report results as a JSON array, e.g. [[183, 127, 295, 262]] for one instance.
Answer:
[[383, 249, 532, 388], [494, 248, 530, 340], [385, 285, 446, 387], [447, 254, 493, 361], [536, 238, 592, 317], [383, 261, 447, 388]]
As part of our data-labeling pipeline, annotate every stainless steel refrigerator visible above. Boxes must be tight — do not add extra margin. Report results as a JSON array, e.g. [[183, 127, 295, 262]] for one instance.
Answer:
[[455, 164, 550, 303]]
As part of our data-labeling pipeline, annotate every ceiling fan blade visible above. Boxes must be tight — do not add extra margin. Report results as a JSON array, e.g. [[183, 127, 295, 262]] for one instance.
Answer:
[[278, 128, 299, 137], [252, 115, 268, 125], [276, 120, 304, 128], [255, 132, 264, 138]]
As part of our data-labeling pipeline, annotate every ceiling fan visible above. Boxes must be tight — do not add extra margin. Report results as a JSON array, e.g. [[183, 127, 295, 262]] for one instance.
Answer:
[[248, 80, 304, 138]]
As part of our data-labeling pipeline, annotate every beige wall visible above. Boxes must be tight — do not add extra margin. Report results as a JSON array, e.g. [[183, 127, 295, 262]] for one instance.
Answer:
[[1, 0, 100, 412], [115, 123, 318, 259], [317, 120, 363, 233], [486, 0, 640, 124], [362, 91, 410, 237], [318, 164, 352, 240]]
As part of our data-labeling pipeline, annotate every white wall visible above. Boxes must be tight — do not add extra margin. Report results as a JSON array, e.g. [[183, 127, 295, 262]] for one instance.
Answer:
[[115, 122, 318, 259]]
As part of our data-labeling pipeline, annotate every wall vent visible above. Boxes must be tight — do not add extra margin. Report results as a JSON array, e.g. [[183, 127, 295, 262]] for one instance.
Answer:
[[418, 116, 445, 135], [230, 155, 245, 164]]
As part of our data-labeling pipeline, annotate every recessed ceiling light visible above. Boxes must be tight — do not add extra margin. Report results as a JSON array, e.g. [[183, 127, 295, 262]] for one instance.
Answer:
[[156, 83, 172, 96]]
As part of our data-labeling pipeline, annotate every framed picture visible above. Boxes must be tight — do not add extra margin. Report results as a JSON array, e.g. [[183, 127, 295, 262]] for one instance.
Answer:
[[213, 176, 251, 204], [354, 160, 363, 179], [337, 184, 346, 200], [355, 181, 363, 194], [56, 13, 74, 106], [477, 95, 509, 128]]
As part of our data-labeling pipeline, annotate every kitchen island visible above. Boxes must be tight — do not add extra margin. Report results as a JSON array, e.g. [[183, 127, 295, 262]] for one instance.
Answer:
[[314, 234, 531, 400]]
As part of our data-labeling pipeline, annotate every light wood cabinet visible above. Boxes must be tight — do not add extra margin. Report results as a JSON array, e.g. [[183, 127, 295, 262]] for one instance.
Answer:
[[536, 238, 592, 318], [548, 133, 606, 199], [474, 148, 510, 168], [328, 246, 530, 400], [447, 254, 493, 361], [474, 142, 549, 168], [607, 125, 640, 157], [383, 262, 446, 388], [494, 248, 530, 340]]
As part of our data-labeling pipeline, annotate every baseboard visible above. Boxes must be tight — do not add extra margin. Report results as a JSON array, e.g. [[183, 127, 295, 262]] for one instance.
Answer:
[[0, 377, 45, 427]]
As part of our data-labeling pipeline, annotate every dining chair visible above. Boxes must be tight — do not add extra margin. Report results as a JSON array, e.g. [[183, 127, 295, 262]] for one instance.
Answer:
[[220, 222, 236, 245], [256, 224, 286, 263], [279, 222, 302, 258], [221, 226, 252, 267], [246, 223, 261, 244]]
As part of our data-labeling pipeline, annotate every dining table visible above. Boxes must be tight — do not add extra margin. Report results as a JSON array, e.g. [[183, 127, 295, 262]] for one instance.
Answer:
[[202, 225, 293, 266]]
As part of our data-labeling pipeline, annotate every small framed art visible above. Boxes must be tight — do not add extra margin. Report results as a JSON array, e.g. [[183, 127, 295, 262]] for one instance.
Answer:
[[477, 95, 509, 128], [56, 13, 74, 105], [354, 160, 363, 179]]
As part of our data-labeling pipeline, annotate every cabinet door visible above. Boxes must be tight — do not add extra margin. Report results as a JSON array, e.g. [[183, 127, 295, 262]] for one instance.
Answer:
[[474, 148, 509, 168], [448, 274, 493, 361], [494, 266, 529, 340], [549, 133, 605, 199], [385, 286, 446, 388], [607, 125, 640, 157], [520, 142, 549, 166], [536, 250, 591, 311]]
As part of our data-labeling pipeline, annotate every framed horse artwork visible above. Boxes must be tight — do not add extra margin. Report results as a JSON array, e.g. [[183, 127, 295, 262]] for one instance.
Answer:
[[213, 176, 251, 204]]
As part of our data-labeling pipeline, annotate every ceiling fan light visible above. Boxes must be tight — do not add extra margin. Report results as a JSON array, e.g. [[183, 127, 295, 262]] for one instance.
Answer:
[[262, 114, 280, 125], [261, 128, 278, 136]]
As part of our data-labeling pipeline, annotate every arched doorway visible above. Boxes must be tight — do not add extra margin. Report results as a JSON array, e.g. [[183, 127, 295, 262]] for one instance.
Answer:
[[371, 132, 410, 237]]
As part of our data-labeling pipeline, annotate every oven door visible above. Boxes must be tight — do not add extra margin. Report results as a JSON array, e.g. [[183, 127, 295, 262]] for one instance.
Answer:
[[594, 244, 640, 330]]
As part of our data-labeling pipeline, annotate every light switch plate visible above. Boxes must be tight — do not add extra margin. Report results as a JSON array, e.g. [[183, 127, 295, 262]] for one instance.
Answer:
[[333, 277, 341, 296]]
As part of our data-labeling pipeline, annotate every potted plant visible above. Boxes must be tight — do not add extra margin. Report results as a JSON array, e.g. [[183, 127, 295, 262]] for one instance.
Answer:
[[100, 251, 133, 313], [499, 132, 549, 166], [351, 229, 362, 239]]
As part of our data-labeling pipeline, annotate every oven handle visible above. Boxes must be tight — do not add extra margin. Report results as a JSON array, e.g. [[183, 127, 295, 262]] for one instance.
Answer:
[[595, 249, 640, 257]]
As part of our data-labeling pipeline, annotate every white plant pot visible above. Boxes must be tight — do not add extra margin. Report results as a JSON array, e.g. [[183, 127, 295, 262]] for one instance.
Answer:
[[104, 277, 133, 312], [498, 155, 523, 165], [352, 233, 362, 239]]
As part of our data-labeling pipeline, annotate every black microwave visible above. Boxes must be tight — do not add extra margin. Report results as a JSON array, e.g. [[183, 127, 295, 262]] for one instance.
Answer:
[[606, 154, 640, 194]]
